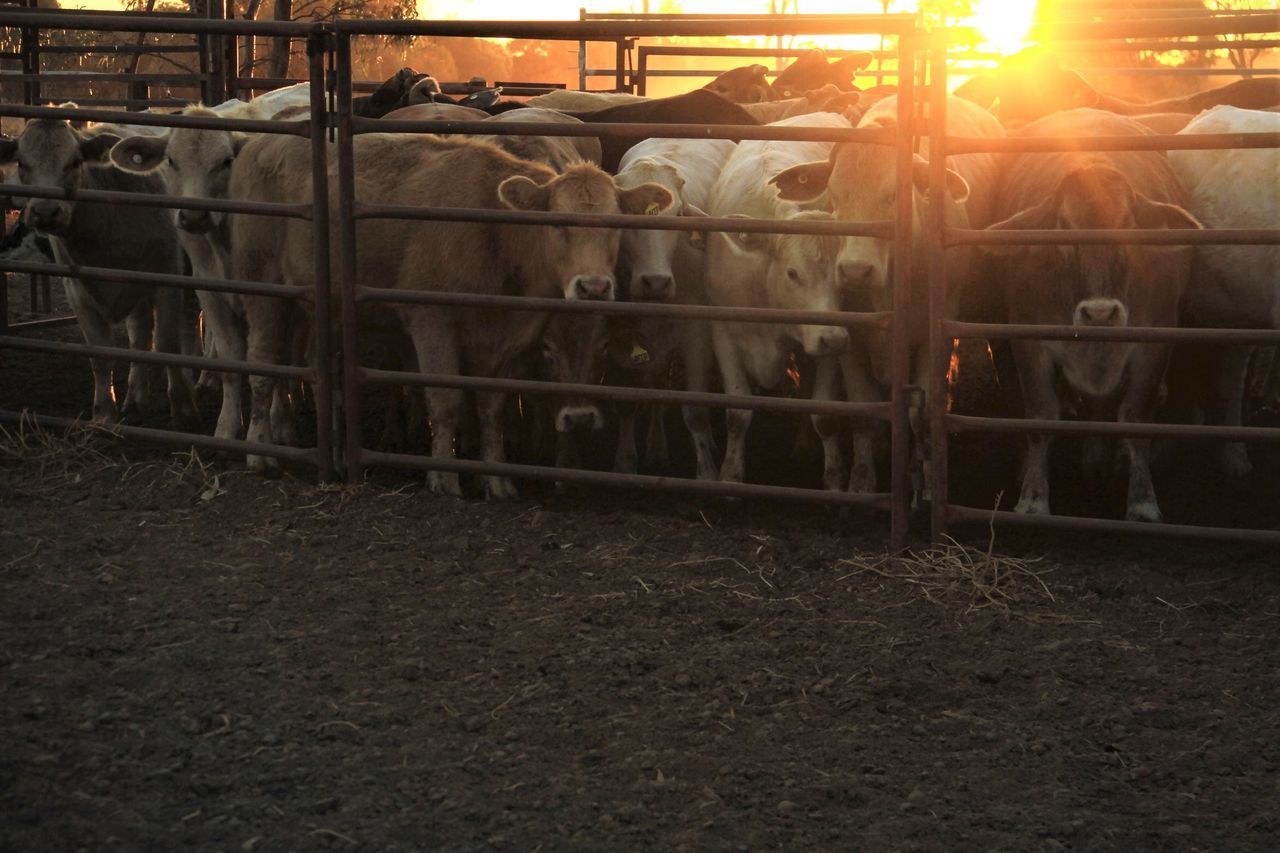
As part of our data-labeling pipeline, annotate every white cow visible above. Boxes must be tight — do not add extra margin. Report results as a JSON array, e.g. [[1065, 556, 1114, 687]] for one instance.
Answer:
[[613, 136, 737, 480], [703, 112, 853, 489], [771, 95, 1005, 493], [1168, 105, 1280, 480]]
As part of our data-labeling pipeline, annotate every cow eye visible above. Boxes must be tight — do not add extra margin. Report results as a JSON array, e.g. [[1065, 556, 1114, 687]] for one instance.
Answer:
[[221, 157, 233, 170], [786, 267, 800, 283]]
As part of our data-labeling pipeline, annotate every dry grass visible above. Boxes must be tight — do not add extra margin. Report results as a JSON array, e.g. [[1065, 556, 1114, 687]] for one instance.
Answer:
[[0, 415, 122, 485]]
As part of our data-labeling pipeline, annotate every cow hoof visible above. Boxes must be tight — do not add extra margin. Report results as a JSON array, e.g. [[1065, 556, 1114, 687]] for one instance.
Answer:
[[484, 477, 519, 501], [428, 471, 464, 498], [1014, 496, 1049, 515], [1126, 502, 1162, 524]]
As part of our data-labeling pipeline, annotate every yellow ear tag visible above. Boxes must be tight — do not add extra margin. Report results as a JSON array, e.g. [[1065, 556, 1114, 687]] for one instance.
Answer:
[[689, 231, 705, 249], [644, 202, 661, 216], [630, 344, 650, 365]]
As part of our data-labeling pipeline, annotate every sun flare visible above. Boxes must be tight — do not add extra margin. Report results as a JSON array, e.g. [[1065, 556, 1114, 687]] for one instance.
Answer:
[[966, 0, 1037, 55]]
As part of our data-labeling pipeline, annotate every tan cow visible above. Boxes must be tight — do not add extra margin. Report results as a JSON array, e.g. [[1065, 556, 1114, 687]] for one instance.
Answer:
[[230, 132, 672, 495]]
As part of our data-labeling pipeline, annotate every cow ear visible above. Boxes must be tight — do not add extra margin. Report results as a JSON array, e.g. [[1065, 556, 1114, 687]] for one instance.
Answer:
[[80, 132, 122, 166], [953, 75, 998, 110], [1061, 70, 1099, 110], [1133, 193, 1203, 231], [680, 202, 708, 249], [109, 135, 167, 173], [723, 213, 770, 253], [498, 174, 550, 211], [911, 157, 970, 203], [771, 159, 832, 203], [835, 52, 874, 74], [0, 134, 16, 166], [618, 182, 674, 217]]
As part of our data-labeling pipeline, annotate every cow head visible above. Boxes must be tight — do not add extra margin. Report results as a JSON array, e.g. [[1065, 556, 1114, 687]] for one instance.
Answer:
[[955, 48, 1099, 127], [703, 64, 778, 104], [771, 121, 970, 312], [110, 106, 248, 235], [613, 160, 708, 302], [773, 49, 875, 99], [540, 312, 610, 434], [712, 211, 848, 358], [985, 163, 1201, 396], [0, 112, 120, 237], [498, 163, 674, 301]]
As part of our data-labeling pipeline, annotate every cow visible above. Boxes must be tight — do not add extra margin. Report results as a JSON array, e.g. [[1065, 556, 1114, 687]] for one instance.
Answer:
[[740, 85, 863, 124], [612, 136, 737, 480], [772, 49, 875, 99], [955, 47, 1280, 128], [703, 113, 853, 489], [229, 132, 672, 494], [477, 108, 602, 170], [108, 102, 304, 443], [569, 90, 759, 173], [979, 109, 1202, 522], [771, 95, 1005, 495], [0, 117, 197, 427], [702, 63, 778, 104], [1166, 105, 1280, 482], [526, 90, 648, 112]]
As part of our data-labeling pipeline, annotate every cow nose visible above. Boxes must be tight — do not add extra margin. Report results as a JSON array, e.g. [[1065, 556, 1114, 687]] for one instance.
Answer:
[[838, 259, 876, 290], [571, 275, 615, 301], [178, 209, 212, 233], [27, 201, 62, 231], [556, 405, 604, 433], [1074, 298, 1127, 327], [638, 273, 674, 301], [809, 326, 850, 357]]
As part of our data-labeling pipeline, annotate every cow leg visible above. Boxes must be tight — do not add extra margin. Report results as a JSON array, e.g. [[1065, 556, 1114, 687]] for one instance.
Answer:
[[243, 296, 289, 478], [1211, 344, 1254, 482], [408, 314, 464, 497], [270, 380, 299, 447], [713, 325, 752, 485], [645, 404, 670, 473], [476, 390, 517, 500], [1117, 345, 1171, 523], [681, 320, 718, 481], [840, 342, 880, 494], [1013, 342, 1059, 516], [198, 289, 245, 440], [121, 300, 153, 422], [154, 286, 199, 431], [613, 401, 639, 474], [65, 282, 120, 423], [811, 355, 846, 491]]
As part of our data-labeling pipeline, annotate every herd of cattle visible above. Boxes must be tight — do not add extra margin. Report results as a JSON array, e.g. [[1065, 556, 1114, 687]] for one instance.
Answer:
[[1, 47, 1277, 523]]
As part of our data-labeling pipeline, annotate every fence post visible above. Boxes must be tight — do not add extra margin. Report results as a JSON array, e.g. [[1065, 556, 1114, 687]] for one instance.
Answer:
[[334, 33, 363, 484], [926, 30, 950, 544], [307, 29, 334, 483], [889, 28, 917, 553]]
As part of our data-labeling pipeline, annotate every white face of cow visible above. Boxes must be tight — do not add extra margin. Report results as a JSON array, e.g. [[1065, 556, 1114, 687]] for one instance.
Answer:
[[111, 109, 244, 236], [717, 212, 849, 358], [614, 161, 706, 302], [0, 119, 120, 236], [498, 163, 674, 301]]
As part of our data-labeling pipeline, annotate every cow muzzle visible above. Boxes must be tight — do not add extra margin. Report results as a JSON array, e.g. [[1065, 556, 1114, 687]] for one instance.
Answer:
[[570, 274, 615, 301], [635, 272, 675, 301], [177, 209, 214, 234], [803, 325, 850, 358], [1074, 298, 1128, 328], [556, 404, 604, 433], [838, 258, 882, 291], [26, 201, 68, 236]]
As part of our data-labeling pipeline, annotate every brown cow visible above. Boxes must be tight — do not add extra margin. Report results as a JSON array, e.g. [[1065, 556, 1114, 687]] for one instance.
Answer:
[[703, 63, 778, 103], [981, 109, 1201, 522], [229, 132, 672, 495], [772, 49, 875, 99], [956, 47, 1280, 128]]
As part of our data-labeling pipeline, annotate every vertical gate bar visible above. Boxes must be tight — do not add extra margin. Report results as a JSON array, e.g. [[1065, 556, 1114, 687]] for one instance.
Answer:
[[224, 16, 239, 101], [578, 7, 587, 91], [307, 31, 334, 483], [926, 31, 950, 543], [637, 48, 648, 97], [335, 33, 363, 483], [614, 38, 627, 92], [890, 28, 916, 553]]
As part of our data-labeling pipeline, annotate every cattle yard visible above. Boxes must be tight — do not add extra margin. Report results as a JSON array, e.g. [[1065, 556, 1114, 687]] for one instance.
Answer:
[[1, 6, 1279, 550]]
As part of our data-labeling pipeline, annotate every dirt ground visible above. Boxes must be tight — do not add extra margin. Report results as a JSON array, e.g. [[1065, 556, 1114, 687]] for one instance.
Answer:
[[4, 276, 1280, 850]]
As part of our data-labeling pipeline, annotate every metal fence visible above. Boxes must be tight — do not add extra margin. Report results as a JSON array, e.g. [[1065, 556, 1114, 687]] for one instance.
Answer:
[[0, 9, 1278, 549]]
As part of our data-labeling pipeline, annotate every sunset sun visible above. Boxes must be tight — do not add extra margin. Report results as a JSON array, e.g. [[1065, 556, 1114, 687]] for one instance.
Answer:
[[966, 0, 1037, 54]]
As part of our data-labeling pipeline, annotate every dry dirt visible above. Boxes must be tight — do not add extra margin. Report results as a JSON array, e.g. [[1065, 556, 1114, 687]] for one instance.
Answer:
[[3, 277, 1280, 850]]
